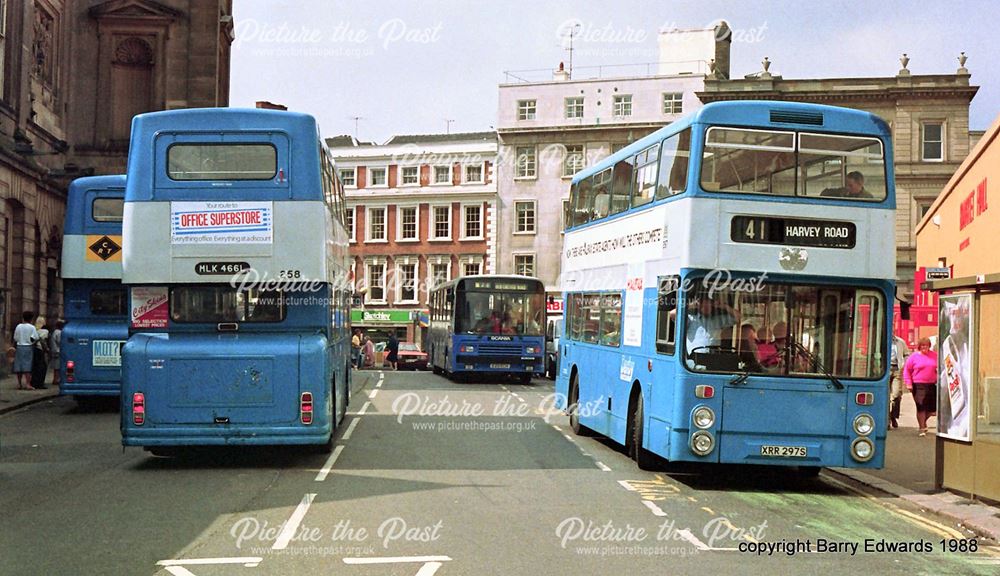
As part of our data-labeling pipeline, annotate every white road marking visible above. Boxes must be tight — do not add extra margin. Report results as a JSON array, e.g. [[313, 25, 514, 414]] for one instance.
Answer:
[[595, 461, 612, 472], [163, 568, 197, 576], [315, 446, 345, 482], [643, 500, 668, 516], [343, 555, 453, 564], [677, 529, 711, 551], [511, 393, 521, 399], [563, 434, 575, 442], [273, 494, 316, 550], [342, 417, 360, 441], [415, 562, 445, 576], [157, 557, 262, 567], [368, 388, 380, 399], [376, 380, 383, 388], [358, 400, 371, 415], [618, 480, 637, 491], [551, 425, 562, 431]]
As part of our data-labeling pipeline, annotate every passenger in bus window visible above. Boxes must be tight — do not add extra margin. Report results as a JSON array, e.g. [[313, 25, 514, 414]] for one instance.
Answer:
[[685, 295, 741, 355], [820, 171, 873, 199], [759, 321, 787, 368]]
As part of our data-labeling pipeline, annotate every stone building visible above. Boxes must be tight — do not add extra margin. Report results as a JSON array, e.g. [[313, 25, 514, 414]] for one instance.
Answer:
[[495, 24, 731, 301], [0, 0, 233, 344], [328, 132, 498, 345], [698, 54, 979, 332]]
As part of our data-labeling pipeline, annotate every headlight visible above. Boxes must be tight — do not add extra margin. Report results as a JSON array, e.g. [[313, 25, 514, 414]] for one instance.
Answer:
[[692, 406, 715, 429], [853, 413, 874, 436], [460, 345, 475, 353], [851, 437, 875, 462], [690, 431, 715, 455], [525, 346, 539, 354]]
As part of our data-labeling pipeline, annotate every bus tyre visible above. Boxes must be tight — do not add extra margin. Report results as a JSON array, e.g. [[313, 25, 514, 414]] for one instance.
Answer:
[[519, 373, 532, 384], [631, 393, 657, 471], [568, 376, 593, 437]]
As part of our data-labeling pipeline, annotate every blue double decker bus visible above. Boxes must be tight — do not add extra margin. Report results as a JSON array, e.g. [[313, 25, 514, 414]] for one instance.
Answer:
[[120, 108, 351, 453], [428, 275, 545, 382], [557, 101, 894, 473], [60, 175, 128, 406]]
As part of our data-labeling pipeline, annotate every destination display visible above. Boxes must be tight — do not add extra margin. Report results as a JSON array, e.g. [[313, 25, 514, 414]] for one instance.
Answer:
[[730, 216, 856, 249], [469, 280, 536, 292]]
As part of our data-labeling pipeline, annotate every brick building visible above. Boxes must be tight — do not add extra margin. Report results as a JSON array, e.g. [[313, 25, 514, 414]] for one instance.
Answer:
[[327, 132, 498, 344], [0, 0, 233, 346]]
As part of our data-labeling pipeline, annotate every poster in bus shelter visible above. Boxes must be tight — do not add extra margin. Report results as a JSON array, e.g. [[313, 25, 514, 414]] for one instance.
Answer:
[[938, 293, 973, 442]]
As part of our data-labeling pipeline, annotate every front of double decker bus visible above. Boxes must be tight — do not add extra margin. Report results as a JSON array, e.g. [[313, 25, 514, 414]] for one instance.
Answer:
[[671, 102, 896, 471], [120, 109, 345, 451]]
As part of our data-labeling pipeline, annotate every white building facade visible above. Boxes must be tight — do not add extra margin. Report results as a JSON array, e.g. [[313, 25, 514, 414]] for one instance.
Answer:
[[495, 25, 731, 299]]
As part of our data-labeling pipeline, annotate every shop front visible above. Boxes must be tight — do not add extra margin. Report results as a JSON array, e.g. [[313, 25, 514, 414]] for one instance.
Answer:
[[915, 113, 1000, 503], [350, 309, 416, 345]]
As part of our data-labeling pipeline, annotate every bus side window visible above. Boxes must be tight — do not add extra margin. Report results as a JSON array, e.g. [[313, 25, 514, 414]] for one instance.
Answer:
[[610, 157, 633, 215], [656, 276, 678, 354], [656, 129, 691, 199]]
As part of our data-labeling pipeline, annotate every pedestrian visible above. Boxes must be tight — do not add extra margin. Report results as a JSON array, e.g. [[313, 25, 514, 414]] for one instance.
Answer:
[[363, 336, 375, 369], [50, 320, 64, 386], [31, 317, 50, 389], [351, 329, 362, 369], [903, 337, 937, 436], [888, 333, 910, 429], [387, 332, 399, 371], [12, 311, 39, 390]]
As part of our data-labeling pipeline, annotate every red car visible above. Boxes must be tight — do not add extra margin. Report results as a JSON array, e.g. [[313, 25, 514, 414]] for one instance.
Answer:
[[396, 342, 429, 370]]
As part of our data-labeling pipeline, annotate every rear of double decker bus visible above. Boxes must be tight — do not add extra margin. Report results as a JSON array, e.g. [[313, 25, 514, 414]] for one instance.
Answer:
[[120, 109, 348, 451], [443, 276, 546, 381], [60, 176, 128, 404], [561, 101, 895, 472]]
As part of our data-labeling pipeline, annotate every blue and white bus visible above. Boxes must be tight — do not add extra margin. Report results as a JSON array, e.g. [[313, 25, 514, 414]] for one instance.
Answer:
[[428, 275, 545, 382], [60, 175, 128, 406], [120, 108, 351, 452], [557, 101, 894, 473]]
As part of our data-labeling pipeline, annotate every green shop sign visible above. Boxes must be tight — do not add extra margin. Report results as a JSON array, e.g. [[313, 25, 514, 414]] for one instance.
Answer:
[[351, 309, 415, 323]]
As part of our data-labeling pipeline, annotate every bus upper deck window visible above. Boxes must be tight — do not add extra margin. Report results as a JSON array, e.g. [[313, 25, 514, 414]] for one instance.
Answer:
[[167, 143, 278, 181]]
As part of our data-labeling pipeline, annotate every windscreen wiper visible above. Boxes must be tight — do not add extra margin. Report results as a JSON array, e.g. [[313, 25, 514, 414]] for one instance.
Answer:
[[788, 339, 844, 390]]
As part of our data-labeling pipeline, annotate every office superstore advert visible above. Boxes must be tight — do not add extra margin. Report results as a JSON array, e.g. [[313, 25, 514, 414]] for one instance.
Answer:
[[171, 201, 273, 244]]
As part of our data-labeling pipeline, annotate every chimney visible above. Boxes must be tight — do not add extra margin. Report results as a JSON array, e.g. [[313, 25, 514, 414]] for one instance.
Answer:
[[553, 61, 570, 81], [255, 100, 288, 110]]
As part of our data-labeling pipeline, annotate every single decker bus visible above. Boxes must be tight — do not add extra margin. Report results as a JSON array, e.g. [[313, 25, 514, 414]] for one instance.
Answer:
[[120, 108, 352, 453], [428, 275, 545, 382], [557, 101, 895, 474]]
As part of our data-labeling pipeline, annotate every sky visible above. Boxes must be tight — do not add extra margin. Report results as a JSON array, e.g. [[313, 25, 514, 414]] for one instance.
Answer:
[[231, 0, 1000, 144]]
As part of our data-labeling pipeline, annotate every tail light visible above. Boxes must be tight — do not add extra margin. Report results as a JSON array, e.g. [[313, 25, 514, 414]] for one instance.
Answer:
[[460, 345, 475, 353], [65, 360, 75, 383], [300, 392, 314, 425], [132, 392, 145, 426], [695, 385, 715, 399], [855, 392, 874, 406]]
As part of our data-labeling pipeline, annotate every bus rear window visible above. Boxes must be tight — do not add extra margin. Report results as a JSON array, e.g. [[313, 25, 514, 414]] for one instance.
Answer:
[[91, 289, 128, 315], [167, 144, 277, 181], [169, 287, 284, 323], [92, 198, 124, 222]]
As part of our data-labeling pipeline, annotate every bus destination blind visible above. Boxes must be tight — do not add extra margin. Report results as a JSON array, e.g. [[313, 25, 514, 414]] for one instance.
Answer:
[[730, 216, 856, 249]]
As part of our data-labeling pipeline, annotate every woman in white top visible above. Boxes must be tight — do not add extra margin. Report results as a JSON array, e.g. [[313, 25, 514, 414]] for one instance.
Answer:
[[12, 311, 39, 390]]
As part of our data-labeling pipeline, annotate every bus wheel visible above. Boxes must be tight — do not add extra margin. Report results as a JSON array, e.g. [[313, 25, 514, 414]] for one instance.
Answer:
[[630, 393, 657, 471], [519, 373, 532, 384], [568, 375, 592, 437]]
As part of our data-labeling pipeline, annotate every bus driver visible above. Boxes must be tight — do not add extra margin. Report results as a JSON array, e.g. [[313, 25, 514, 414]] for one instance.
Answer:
[[685, 294, 741, 356]]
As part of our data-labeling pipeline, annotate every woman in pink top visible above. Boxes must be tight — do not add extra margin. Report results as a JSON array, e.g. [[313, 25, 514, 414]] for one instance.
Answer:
[[903, 337, 938, 436]]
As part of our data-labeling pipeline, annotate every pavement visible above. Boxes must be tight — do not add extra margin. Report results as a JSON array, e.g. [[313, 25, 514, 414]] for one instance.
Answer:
[[0, 370, 63, 416], [3, 366, 999, 542]]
